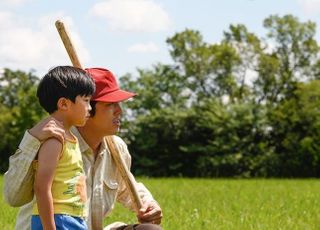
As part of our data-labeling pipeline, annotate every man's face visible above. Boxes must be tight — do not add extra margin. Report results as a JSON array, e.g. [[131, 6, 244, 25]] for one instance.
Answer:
[[89, 101, 122, 136]]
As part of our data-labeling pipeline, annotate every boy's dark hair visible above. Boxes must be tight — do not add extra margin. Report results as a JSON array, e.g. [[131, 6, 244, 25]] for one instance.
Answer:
[[37, 66, 95, 114]]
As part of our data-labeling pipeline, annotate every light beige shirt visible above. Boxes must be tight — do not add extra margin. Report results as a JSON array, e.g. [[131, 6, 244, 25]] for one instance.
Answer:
[[4, 128, 155, 230]]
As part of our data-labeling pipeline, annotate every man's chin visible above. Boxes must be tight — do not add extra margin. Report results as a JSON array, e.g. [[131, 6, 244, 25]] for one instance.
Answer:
[[105, 128, 119, 136], [75, 122, 87, 127]]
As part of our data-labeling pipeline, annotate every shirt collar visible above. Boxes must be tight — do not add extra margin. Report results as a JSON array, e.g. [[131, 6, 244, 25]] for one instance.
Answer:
[[71, 126, 107, 157], [71, 126, 90, 153]]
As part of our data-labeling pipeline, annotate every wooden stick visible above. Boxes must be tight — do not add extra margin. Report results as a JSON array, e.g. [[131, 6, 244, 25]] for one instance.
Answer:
[[105, 136, 143, 212], [55, 20, 142, 213], [55, 20, 82, 69]]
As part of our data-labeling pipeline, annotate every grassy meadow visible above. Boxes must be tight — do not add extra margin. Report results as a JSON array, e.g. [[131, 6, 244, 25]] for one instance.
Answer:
[[1, 176, 319, 230]]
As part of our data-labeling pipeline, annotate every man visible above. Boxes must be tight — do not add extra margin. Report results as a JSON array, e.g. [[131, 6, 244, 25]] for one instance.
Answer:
[[4, 67, 162, 230]]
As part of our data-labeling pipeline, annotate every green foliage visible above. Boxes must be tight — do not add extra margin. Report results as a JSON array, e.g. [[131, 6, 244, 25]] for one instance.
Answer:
[[2, 14, 320, 177], [259, 15, 319, 103], [166, 29, 242, 102], [118, 14, 320, 177], [0, 69, 45, 172], [124, 99, 271, 177], [120, 64, 189, 114], [267, 81, 320, 177]]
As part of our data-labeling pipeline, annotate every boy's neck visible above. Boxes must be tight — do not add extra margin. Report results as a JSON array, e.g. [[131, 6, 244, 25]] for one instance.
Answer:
[[50, 113, 72, 131], [51, 113, 76, 140]]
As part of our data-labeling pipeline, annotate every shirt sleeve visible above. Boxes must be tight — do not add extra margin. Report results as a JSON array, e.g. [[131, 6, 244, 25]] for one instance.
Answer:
[[114, 136, 155, 211], [3, 131, 40, 207], [14, 201, 34, 230]]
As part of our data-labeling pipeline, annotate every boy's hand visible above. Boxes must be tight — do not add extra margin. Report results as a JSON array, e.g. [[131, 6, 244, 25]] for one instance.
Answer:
[[29, 117, 65, 143]]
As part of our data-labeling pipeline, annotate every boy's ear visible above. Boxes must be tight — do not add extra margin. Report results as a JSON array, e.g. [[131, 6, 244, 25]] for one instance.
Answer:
[[57, 97, 71, 111]]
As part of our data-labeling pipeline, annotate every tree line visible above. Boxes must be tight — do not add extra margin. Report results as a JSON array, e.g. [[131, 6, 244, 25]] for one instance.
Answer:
[[1, 14, 320, 177]]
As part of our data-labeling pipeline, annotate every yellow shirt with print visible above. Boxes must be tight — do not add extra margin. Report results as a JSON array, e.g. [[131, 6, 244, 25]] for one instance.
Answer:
[[32, 139, 87, 217]]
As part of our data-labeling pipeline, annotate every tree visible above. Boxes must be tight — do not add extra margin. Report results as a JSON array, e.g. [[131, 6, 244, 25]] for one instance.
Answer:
[[166, 29, 241, 103], [255, 15, 319, 105], [120, 14, 320, 177], [268, 81, 320, 177], [223, 24, 262, 102], [120, 64, 189, 116], [0, 69, 45, 172]]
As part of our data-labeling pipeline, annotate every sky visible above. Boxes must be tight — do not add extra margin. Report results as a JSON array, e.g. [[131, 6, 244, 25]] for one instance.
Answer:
[[1, 0, 320, 78]]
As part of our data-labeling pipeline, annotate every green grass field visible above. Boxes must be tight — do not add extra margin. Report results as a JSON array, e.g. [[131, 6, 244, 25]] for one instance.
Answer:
[[1, 176, 320, 230]]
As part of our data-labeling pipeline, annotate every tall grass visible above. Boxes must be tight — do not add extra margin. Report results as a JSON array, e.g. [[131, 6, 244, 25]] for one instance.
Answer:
[[1, 176, 320, 229], [0, 176, 19, 230]]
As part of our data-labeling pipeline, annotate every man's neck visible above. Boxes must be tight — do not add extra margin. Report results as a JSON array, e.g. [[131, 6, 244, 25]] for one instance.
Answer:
[[77, 126, 103, 156]]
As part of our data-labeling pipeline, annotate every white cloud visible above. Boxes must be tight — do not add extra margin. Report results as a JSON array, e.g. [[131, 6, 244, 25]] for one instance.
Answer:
[[2, 0, 30, 6], [90, 0, 171, 32], [128, 42, 159, 53], [0, 11, 90, 76], [298, 0, 320, 15]]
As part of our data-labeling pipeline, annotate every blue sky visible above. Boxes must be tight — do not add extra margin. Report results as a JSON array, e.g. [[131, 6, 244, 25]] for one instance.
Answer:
[[0, 0, 320, 78]]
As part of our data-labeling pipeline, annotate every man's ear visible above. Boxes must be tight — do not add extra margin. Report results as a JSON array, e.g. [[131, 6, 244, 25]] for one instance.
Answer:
[[57, 97, 71, 111]]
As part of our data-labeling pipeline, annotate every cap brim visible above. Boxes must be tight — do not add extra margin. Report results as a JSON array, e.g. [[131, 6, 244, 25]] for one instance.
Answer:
[[92, 89, 136, 103]]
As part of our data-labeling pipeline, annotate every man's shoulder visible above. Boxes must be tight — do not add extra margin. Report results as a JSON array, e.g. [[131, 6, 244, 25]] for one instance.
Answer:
[[103, 135, 128, 151], [112, 135, 127, 147], [106, 135, 131, 159]]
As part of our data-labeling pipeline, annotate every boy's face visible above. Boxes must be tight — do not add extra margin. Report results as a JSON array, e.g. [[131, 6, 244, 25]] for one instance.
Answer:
[[68, 95, 92, 127], [88, 101, 122, 136]]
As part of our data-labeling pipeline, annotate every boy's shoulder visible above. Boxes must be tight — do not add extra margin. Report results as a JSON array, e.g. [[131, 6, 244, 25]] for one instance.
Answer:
[[42, 137, 63, 148]]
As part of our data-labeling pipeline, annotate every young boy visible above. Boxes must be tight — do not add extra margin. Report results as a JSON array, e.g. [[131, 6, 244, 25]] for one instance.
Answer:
[[31, 66, 95, 230]]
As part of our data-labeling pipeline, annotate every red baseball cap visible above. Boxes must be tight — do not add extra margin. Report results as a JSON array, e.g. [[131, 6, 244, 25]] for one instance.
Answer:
[[85, 68, 136, 102]]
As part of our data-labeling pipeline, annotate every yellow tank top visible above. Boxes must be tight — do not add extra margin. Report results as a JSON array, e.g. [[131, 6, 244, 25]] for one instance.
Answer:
[[32, 138, 87, 217]]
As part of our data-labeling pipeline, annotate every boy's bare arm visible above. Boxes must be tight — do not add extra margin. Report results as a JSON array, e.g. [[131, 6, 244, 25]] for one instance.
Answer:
[[34, 138, 62, 230]]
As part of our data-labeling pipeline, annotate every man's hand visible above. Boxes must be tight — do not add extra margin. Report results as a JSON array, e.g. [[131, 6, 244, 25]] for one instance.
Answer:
[[137, 200, 162, 225], [29, 117, 65, 143]]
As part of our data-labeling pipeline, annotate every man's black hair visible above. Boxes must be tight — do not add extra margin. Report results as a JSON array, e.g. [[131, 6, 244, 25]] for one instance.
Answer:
[[89, 101, 98, 117], [37, 66, 95, 114]]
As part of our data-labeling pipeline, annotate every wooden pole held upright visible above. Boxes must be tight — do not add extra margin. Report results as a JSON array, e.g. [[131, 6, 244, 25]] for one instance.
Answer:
[[55, 20, 83, 69], [55, 20, 142, 213]]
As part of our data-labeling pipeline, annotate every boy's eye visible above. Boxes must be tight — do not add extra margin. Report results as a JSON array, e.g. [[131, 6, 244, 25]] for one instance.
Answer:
[[83, 97, 91, 102]]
